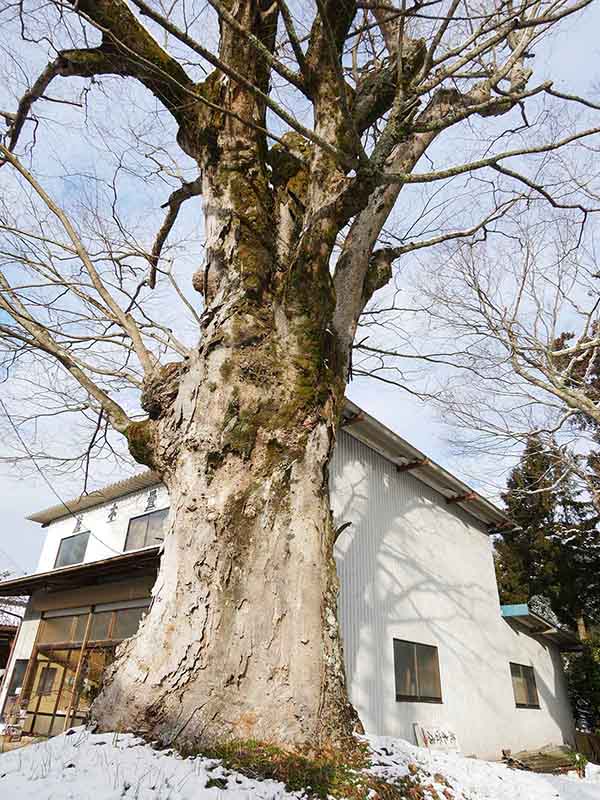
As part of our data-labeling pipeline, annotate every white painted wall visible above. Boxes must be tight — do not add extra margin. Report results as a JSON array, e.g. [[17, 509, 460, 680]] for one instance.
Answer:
[[0, 606, 41, 717], [331, 430, 575, 760], [36, 483, 169, 573]]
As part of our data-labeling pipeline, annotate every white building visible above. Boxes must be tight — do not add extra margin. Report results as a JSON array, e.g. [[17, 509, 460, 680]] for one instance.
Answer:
[[0, 402, 578, 759]]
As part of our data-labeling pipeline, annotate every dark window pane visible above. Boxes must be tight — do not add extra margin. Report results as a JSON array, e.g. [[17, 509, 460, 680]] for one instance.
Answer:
[[525, 668, 539, 706], [112, 607, 145, 640], [125, 508, 169, 551], [510, 663, 527, 705], [125, 518, 147, 551], [394, 640, 417, 698], [90, 612, 113, 641], [146, 508, 168, 544], [37, 666, 57, 697], [55, 532, 90, 568], [32, 714, 52, 736], [510, 663, 539, 708], [394, 639, 442, 702], [416, 644, 442, 699], [39, 616, 75, 643], [6, 659, 28, 696], [73, 615, 89, 643], [50, 716, 68, 736], [76, 648, 115, 712]]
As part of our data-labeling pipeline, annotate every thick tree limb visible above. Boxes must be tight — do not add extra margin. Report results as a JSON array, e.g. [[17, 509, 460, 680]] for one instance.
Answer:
[[128, 0, 349, 166], [382, 125, 600, 185], [206, 0, 306, 93], [58, 0, 197, 133]]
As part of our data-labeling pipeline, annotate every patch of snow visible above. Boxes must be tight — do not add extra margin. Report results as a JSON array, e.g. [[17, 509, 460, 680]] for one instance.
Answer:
[[0, 729, 301, 800], [368, 736, 600, 800], [0, 728, 598, 799]]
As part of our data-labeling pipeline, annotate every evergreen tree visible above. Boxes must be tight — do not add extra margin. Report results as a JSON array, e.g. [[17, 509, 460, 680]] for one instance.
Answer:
[[497, 435, 561, 603], [565, 634, 600, 734], [496, 436, 600, 631]]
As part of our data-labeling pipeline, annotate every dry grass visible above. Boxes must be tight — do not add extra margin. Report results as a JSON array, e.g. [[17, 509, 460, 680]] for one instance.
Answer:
[[197, 739, 449, 799]]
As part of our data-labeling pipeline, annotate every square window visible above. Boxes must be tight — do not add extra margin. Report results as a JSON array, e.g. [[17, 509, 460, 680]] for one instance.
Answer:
[[394, 639, 442, 703], [112, 607, 145, 640], [124, 508, 168, 551], [90, 611, 113, 641], [510, 663, 540, 709], [55, 532, 90, 568], [36, 666, 58, 697], [39, 614, 87, 644]]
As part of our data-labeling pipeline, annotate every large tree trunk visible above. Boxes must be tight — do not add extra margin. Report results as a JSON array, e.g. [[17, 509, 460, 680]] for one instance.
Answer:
[[93, 285, 358, 750], [93, 6, 365, 745]]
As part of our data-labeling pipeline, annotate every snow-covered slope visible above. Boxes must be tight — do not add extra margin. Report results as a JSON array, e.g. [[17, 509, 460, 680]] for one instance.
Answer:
[[0, 729, 598, 800], [369, 736, 599, 800]]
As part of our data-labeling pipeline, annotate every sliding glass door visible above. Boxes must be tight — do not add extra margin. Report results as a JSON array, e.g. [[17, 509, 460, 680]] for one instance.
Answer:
[[20, 601, 148, 737]]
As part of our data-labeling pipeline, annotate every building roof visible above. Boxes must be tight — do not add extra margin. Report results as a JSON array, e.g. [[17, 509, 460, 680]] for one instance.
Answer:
[[28, 471, 161, 526], [501, 600, 581, 650], [0, 548, 160, 597], [27, 400, 508, 529], [342, 401, 507, 528]]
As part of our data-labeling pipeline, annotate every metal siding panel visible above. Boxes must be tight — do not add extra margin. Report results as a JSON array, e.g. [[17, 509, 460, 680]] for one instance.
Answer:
[[331, 429, 574, 758]]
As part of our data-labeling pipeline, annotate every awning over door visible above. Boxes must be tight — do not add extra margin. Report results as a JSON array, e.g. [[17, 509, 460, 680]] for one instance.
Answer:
[[0, 548, 160, 597], [501, 599, 581, 650]]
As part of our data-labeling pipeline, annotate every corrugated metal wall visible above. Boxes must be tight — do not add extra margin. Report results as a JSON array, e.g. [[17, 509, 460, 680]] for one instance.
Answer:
[[329, 429, 575, 758], [330, 429, 484, 732]]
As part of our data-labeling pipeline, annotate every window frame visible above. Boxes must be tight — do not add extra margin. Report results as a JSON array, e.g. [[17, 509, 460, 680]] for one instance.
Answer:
[[6, 658, 28, 697], [38, 604, 150, 647], [510, 662, 540, 709], [36, 665, 58, 697], [393, 638, 443, 704], [54, 531, 90, 569], [124, 507, 169, 552]]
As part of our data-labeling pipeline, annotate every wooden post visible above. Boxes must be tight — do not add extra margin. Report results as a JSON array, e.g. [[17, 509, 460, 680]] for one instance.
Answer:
[[576, 614, 588, 642], [14, 614, 45, 728], [63, 610, 93, 732]]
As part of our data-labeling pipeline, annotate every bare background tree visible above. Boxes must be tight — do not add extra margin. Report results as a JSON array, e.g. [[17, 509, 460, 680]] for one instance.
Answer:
[[0, 570, 26, 626], [363, 211, 600, 502], [1, 0, 599, 752]]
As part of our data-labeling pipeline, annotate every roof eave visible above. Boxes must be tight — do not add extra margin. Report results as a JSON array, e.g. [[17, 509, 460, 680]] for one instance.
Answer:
[[27, 471, 161, 526], [501, 604, 580, 649], [0, 547, 161, 596], [342, 400, 507, 528]]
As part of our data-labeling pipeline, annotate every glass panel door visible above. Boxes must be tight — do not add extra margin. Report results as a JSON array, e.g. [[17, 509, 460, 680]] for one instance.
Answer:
[[72, 647, 115, 725], [25, 648, 81, 736]]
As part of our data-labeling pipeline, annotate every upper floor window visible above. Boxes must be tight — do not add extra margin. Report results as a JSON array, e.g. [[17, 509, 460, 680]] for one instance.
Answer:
[[125, 508, 169, 551], [510, 662, 540, 709], [54, 531, 90, 568], [393, 638, 442, 703]]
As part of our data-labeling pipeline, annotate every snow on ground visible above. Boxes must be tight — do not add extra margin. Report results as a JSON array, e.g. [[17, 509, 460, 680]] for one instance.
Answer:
[[369, 736, 600, 800], [0, 728, 598, 800]]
